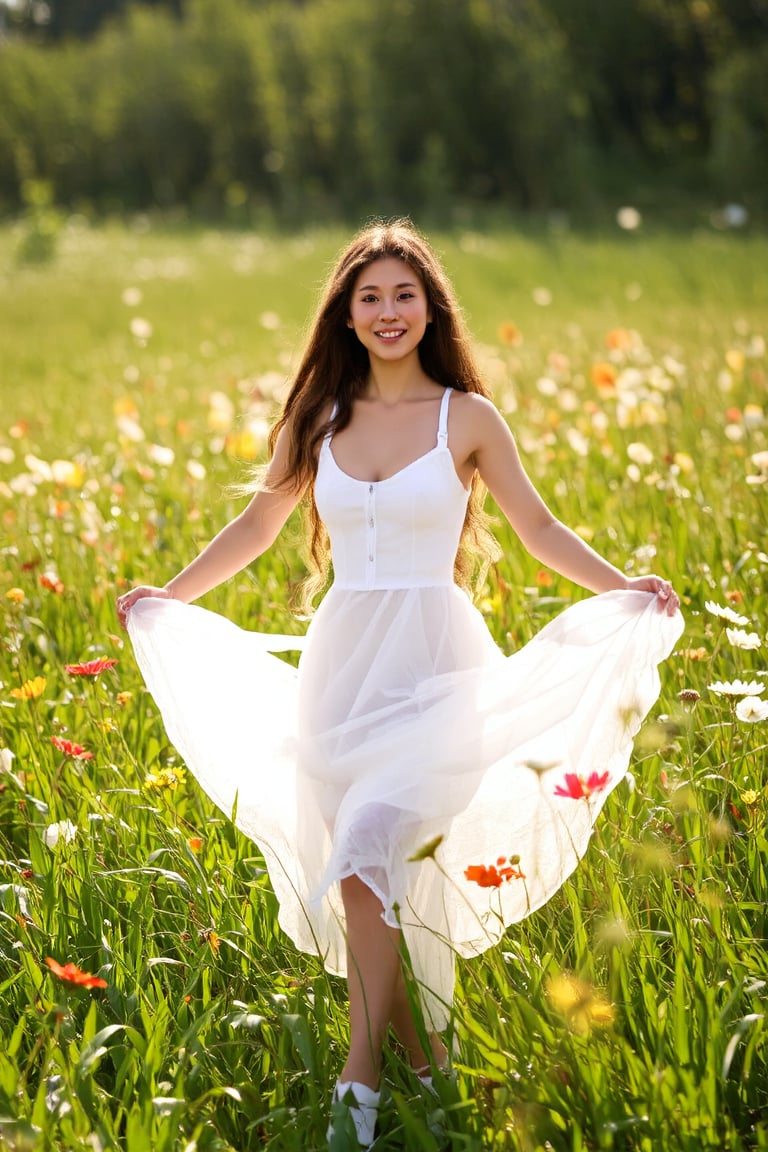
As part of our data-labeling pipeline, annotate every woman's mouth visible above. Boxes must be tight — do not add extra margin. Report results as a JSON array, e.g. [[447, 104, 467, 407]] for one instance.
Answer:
[[376, 329, 406, 341]]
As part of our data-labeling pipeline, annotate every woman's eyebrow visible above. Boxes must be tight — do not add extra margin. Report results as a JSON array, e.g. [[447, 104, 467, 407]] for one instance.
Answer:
[[356, 281, 418, 292]]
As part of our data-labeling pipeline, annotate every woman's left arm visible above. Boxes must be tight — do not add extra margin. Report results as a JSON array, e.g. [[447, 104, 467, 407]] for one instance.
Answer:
[[465, 396, 680, 615]]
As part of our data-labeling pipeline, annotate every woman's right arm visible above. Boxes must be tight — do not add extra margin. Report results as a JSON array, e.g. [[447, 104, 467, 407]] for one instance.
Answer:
[[117, 426, 301, 628]]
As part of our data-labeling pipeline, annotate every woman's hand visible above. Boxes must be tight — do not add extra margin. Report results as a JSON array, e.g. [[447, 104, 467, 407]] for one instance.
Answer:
[[116, 585, 171, 630], [624, 575, 680, 616]]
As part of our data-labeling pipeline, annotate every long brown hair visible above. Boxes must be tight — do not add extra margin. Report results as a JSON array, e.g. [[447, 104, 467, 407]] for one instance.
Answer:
[[268, 218, 500, 607]]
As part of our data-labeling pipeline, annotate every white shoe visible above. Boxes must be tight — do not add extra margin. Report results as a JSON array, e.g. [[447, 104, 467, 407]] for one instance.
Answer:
[[327, 1079, 380, 1148]]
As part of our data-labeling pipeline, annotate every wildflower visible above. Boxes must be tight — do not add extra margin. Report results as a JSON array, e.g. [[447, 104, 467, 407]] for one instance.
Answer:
[[5, 587, 25, 604], [143, 766, 186, 792], [45, 957, 107, 990], [51, 460, 84, 488], [740, 789, 760, 807], [51, 736, 94, 761], [704, 601, 750, 627], [627, 442, 653, 466], [187, 836, 203, 852], [591, 363, 617, 391], [735, 696, 768, 723], [545, 973, 616, 1034], [554, 771, 610, 800], [65, 658, 119, 676], [44, 820, 78, 849], [147, 444, 175, 467], [464, 855, 526, 888], [10, 676, 46, 700], [678, 689, 700, 707], [708, 679, 764, 697], [39, 572, 65, 594], [116, 691, 133, 707], [605, 328, 633, 350], [679, 647, 707, 661], [206, 930, 221, 954], [130, 317, 152, 341], [497, 322, 522, 346], [726, 627, 761, 650]]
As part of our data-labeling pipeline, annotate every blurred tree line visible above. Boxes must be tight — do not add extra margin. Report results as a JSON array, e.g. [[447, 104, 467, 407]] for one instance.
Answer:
[[0, 0, 765, 219]]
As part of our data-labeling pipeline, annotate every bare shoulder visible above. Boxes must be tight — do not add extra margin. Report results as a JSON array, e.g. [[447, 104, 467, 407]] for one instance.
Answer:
[[449, 390, 511, 453]]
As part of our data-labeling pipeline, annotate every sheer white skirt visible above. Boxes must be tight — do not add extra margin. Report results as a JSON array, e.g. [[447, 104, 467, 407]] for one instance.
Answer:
[[128, 587, 683, 1028]]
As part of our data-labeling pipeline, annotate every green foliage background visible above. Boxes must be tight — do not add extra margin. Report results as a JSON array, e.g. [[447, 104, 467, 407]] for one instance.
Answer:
[[0, 0, 767, 219]]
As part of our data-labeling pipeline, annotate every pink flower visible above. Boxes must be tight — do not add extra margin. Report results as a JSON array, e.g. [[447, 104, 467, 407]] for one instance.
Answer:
[[51, 736, 94, 761], [554, 771, 611, 800], [65, 658, 118, 677]]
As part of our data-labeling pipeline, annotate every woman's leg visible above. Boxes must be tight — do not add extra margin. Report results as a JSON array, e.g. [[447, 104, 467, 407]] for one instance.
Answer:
[[339, 874, 449, 1085], [339, 874, 401, 1088], [389, 967, 448, 1072]]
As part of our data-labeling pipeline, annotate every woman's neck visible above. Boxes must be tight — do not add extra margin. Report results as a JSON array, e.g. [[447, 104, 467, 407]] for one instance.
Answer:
[[364, 357, 435, 406]]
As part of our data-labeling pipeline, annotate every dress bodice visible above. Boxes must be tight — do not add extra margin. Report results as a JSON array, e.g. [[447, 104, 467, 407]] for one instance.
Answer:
[[314, 388, 469, 590]]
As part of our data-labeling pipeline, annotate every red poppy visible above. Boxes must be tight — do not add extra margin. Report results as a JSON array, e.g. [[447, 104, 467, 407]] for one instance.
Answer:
[[65, 658, 119, 676], [465, 855, 526, 888], [50, 736, 94, 761], [554, 771, 610, 800], [45, 957, 107, 989]]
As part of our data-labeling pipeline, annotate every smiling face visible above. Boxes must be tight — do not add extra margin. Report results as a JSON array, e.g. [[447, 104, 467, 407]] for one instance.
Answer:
[[348, 256, 432, 365]]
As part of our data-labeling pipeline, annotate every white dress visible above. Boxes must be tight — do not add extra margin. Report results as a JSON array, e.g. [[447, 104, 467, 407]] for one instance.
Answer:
[[127, 388, 683, 1028]]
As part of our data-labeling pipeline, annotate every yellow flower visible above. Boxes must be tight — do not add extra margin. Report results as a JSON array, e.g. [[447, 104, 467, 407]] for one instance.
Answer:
[[545, 973, 616, 1035], [143, 766, 186, 792], [740, 790, 759, 807], [5, 588, 25, 604], [725, 349, 744, 373], [116, 691, 133, 708], [10, 676, 46, 700]]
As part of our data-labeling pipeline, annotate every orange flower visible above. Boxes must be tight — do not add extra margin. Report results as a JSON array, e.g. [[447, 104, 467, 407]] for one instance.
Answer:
[[51, 736, 94, 761], [604, 328, 633, 351], [40, 573, 65, 594], [465, 855, 526, 888], [187, 836, 203, 852], [554, 771, 610, 799], [591, 363, 617, 391], [65, 658, 118, 676], [45, 957, 107, 989], [10, 676, 46, 700], [678, 647, 707, 661], [5, 587, 25, 604], [497, 322, 523, 346]]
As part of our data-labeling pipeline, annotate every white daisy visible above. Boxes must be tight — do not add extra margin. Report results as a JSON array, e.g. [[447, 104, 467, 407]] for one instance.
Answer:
[[704, 600, 750, 627], [736, 696, 768, 722], [708, 679, 765, 697], [725, 627, 761, 650]]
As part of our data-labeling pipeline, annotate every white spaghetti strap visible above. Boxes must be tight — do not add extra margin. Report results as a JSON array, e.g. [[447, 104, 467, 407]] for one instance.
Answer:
[[323, 402, 339, 446], [437, 387, 452, 446]]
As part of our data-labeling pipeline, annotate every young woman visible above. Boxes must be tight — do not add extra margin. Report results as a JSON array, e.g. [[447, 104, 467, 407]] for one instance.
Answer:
[[118, 220, 682, 1147]]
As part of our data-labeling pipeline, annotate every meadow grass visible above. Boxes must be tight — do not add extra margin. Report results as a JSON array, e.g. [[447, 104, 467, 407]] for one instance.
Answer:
[[0, 218, 767, 1151]]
